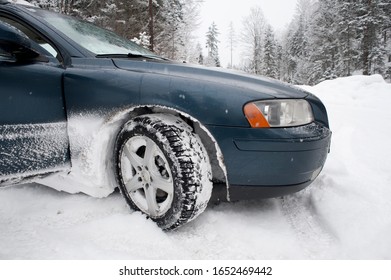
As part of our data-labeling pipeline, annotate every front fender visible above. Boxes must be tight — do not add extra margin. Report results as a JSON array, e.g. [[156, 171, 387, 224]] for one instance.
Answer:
[[138, 73, 270, 127]]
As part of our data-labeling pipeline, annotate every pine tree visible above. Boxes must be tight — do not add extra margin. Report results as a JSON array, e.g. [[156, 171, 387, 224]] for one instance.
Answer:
[[262, 25, 278, 79], [174, 0, 202, 62], [131, 32, 151, 49], [27, 0, 391, 83], [336, 0, 359, 76], [155, 0, 184, 59], [205, 22, 220, 67], [309, 0, 340, 83], [195, 42, 204, 65], [383, 1, 391, 81], [356, 0, 389, 75], [28, 0, 202, 63], [283, 0, 314, 84]]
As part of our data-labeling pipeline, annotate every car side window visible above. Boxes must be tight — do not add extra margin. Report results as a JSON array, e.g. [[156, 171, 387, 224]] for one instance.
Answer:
[[0, 16, 62, 63]]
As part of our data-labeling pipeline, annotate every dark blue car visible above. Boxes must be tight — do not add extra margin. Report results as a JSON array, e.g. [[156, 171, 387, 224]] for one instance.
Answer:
[[0, 1, 331, 230]]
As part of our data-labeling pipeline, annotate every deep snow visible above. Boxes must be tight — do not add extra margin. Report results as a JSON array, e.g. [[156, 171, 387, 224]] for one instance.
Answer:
[[0, 75, 390, 259]]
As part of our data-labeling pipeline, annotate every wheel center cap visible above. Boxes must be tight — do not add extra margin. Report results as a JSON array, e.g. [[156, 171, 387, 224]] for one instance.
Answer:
[[141, 169, 151, 183]]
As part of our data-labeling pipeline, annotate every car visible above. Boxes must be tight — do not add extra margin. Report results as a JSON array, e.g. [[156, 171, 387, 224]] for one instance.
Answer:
[[0, 0, 331, 230]]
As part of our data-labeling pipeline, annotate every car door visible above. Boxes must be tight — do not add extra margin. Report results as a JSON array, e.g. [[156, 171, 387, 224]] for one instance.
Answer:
[[0, 16, 70, 182]]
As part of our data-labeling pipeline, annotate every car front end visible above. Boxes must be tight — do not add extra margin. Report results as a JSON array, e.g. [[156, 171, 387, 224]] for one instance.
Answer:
[[211, 89, 331, 200], [113, 61, 332, 201]]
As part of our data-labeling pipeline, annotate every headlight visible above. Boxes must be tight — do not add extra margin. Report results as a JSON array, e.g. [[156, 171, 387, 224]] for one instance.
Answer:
[[244, 99, 314, 128]]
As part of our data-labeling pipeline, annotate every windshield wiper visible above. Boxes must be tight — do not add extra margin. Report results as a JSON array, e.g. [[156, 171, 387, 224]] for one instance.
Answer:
[[96, 53, 168, 61]]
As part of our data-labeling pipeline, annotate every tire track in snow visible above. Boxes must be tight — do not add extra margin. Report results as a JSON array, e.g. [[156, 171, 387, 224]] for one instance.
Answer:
[[280, 188, 337, 258]]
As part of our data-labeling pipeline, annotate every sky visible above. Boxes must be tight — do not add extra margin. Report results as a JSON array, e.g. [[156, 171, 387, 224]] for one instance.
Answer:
[[195, 0, 298, 67]]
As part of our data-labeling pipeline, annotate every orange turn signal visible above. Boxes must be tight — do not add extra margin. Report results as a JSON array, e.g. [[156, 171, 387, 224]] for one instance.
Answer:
[[243, 103, 270, 128]]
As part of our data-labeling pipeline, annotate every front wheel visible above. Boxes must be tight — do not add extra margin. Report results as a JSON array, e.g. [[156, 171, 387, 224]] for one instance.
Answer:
[[115, 114, 212, 230]]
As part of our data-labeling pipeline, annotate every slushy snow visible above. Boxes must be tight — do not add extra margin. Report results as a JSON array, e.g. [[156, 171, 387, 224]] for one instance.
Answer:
[[1, 75, 390, 259]]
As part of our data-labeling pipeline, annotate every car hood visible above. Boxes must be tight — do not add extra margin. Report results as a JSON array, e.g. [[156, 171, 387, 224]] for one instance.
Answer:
[[112, 59, 308, 99]]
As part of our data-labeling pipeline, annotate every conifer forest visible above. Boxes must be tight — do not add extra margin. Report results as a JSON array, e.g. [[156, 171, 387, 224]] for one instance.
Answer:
[[28, 0, 391, 84]]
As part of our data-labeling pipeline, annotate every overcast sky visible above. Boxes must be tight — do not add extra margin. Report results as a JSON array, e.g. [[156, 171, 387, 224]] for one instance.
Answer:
[[195, 0, 298, 67]]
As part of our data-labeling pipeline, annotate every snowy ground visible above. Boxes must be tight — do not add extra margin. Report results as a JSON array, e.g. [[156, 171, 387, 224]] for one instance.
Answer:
[[1, 75, 390, 260]]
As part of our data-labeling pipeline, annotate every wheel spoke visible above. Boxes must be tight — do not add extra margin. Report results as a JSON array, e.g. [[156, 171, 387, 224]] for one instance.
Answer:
[[143, 138, 157, 165], [145, 186, 159, 217], [123, 144, 143, 168], [124, 176, 143, 193], [151, 174, 173, 195]]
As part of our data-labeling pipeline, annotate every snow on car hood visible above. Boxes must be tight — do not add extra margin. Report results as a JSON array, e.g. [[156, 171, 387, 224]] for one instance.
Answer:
[[112, 59, 308, 99]]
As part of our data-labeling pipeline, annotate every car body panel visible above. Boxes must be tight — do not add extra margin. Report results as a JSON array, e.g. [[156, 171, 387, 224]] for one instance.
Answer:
[[113, 59, 309, 100], [207, 123, 331, 187], [115, 59, 310, 127], [0, 54, 70, 178], [63, 58, 142, 113]]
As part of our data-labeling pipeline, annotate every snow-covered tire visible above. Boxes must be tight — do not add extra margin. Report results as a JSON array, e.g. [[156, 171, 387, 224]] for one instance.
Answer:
[[115, 114, 212, 230]]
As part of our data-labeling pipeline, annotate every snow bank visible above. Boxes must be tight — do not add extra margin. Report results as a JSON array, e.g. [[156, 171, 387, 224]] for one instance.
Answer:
[[0, 75, 390, 259], [298, 74, 391, 259]]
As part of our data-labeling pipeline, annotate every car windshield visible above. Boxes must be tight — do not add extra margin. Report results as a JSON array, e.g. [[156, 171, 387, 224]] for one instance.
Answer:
[[31, 7, 154, 56]]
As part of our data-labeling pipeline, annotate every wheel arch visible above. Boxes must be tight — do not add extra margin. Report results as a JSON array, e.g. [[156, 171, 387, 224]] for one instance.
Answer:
[[109, 105, 228, 193], [57, 104, 228, 199]]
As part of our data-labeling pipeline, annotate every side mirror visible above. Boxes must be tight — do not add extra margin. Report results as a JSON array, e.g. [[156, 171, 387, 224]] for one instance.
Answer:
[[0, 21, 48, 63]]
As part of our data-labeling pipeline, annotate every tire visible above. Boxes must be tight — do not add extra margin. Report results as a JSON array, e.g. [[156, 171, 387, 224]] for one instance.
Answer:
[[115, 114, 213, 230]]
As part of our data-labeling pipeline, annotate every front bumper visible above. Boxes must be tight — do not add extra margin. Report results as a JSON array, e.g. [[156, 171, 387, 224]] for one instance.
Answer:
[[207, 122, 331, 200]]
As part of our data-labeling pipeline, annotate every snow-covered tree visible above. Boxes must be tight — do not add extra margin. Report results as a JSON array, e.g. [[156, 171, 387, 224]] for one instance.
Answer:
[[154, 0, 184, 58], [336, 0, 360, 76], [279, 0, 390, 84], [262, 25, 279, 79], [282, 0, 315, 84], [195, 42, 204, 65], [26, 0, 391, 83], [172, 0, 203, 62], [131, 32, 151, 49], [241, 6, 267, 75], [309, 0, 341, 83], [205, 22, 220, 67], [356, 0, 388, 75], [28, 0, 202, 62], [227, 21, 237, 68]]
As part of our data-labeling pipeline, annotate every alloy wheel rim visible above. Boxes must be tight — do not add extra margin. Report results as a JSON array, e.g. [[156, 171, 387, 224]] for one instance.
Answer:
[[120, 135, 174, 217]]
